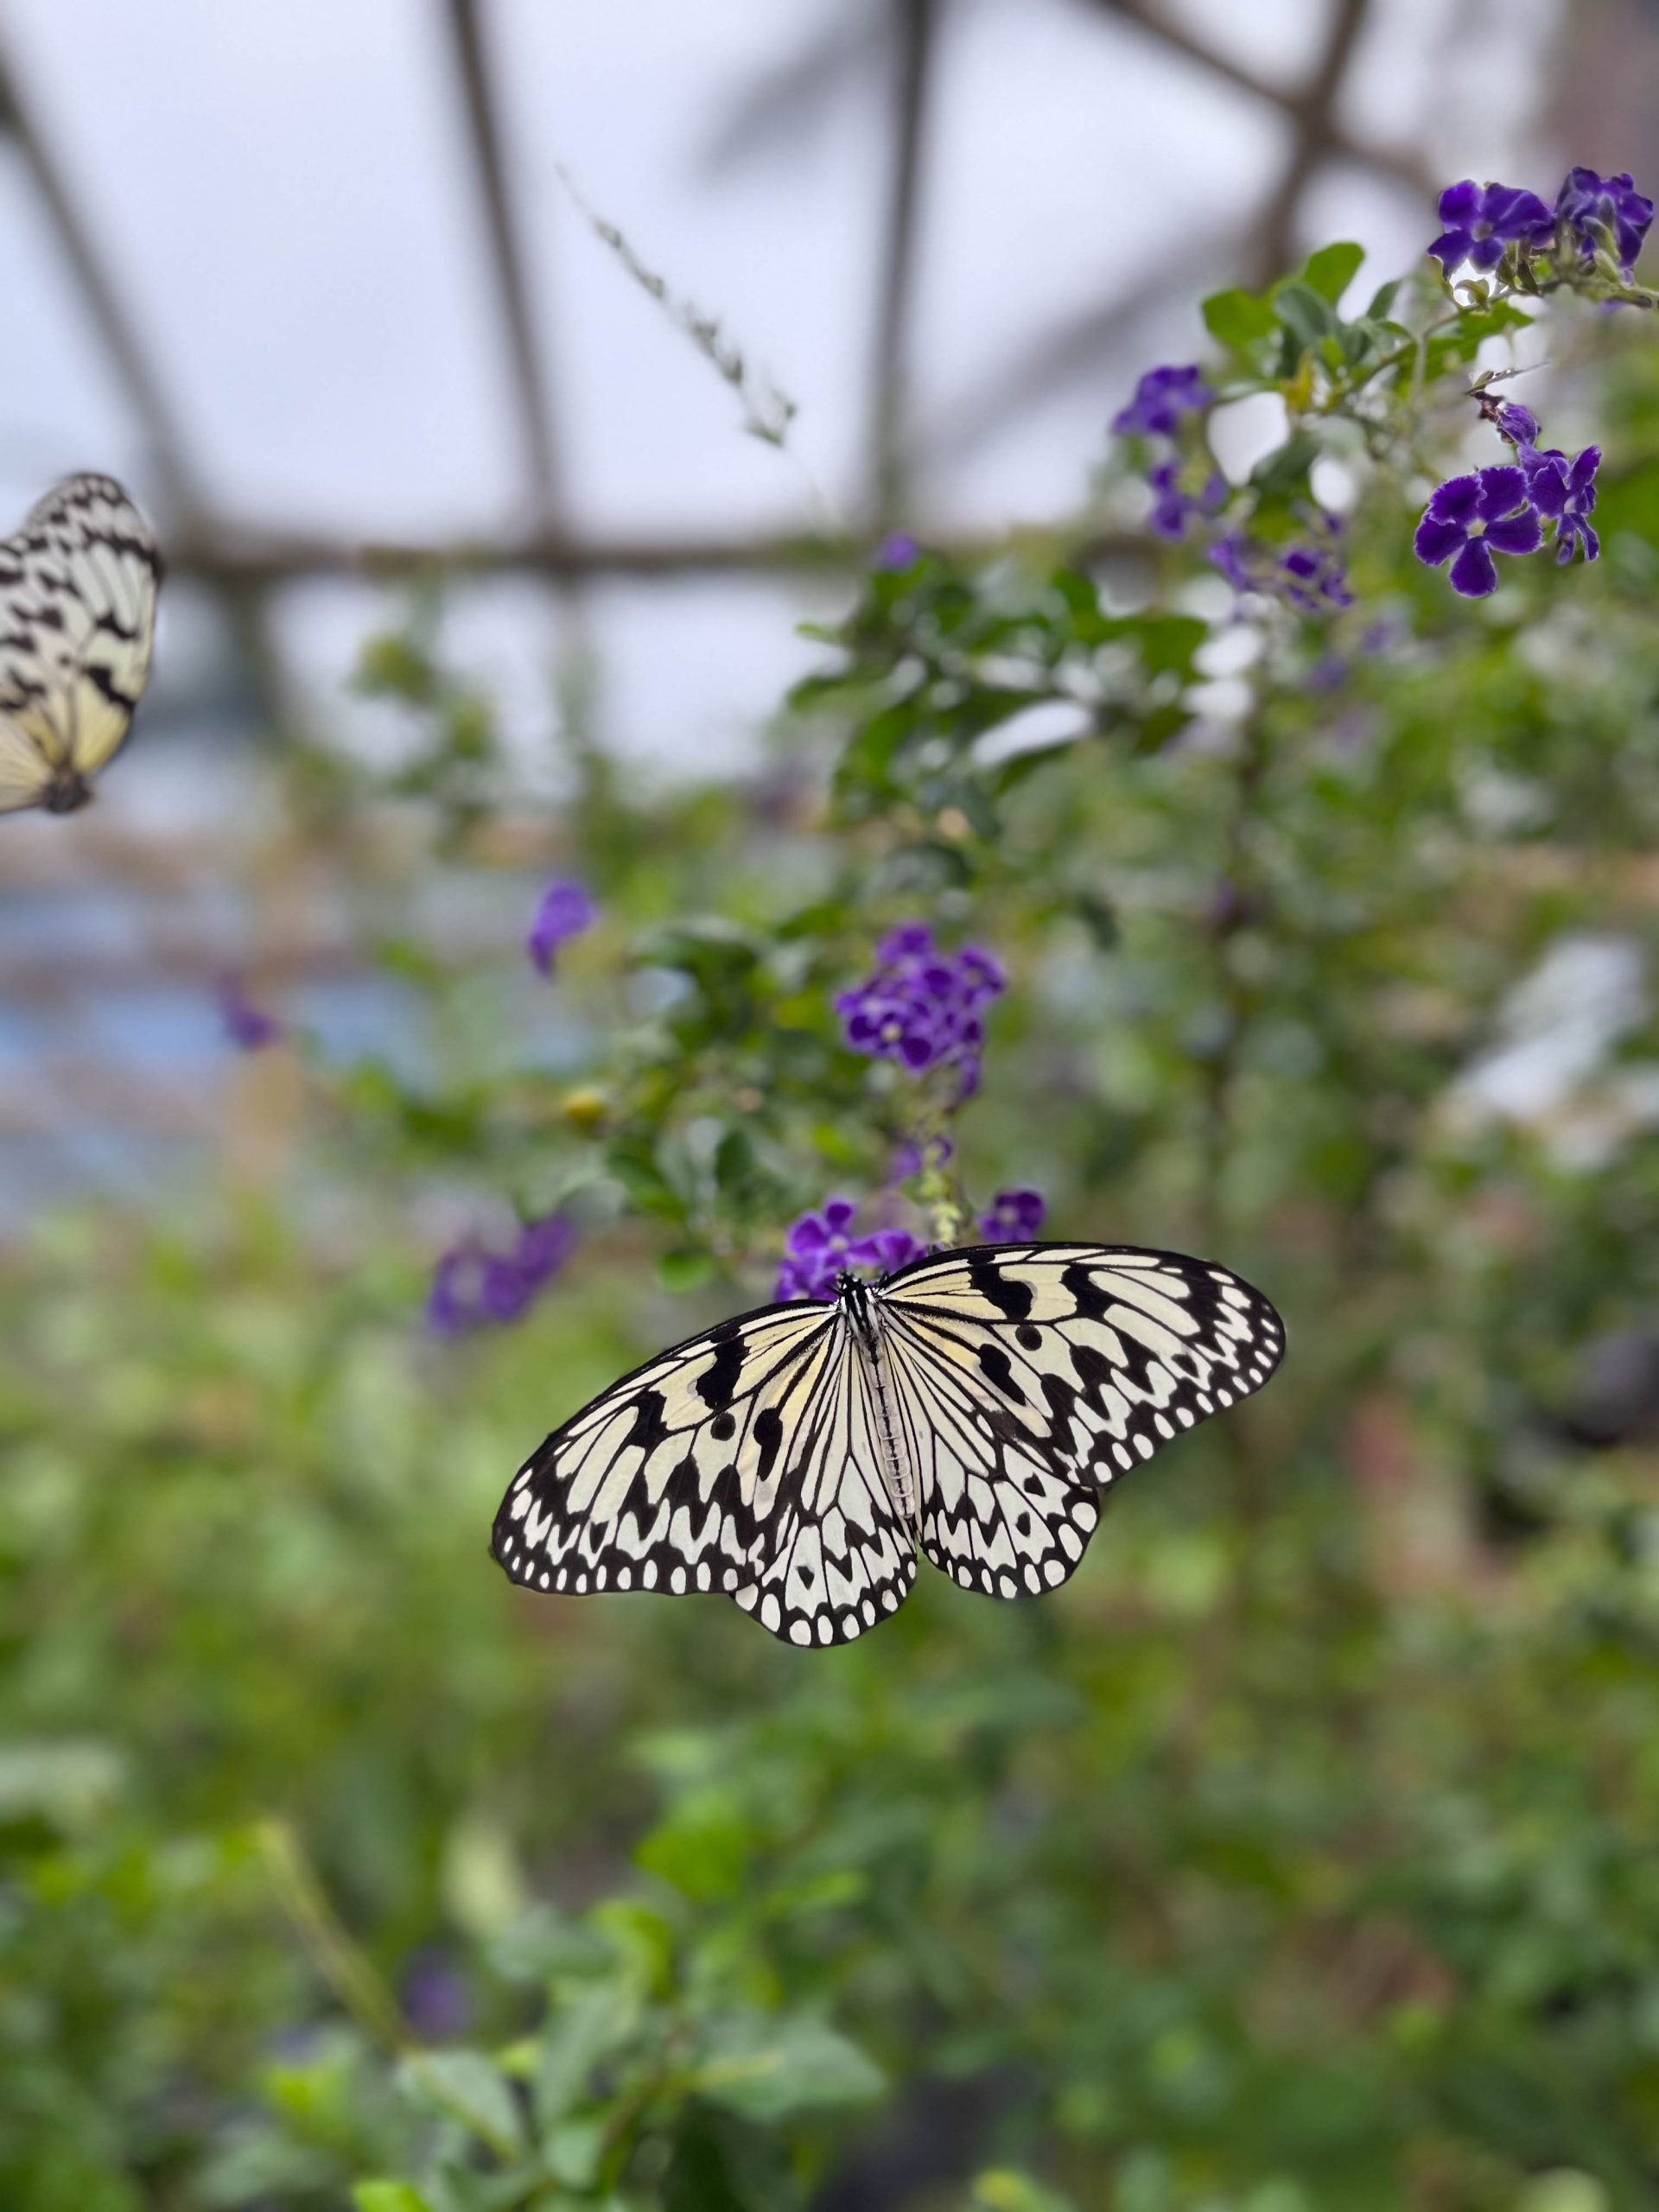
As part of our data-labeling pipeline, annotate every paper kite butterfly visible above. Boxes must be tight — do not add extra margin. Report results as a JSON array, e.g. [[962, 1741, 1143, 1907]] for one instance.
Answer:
[[493, 1242, 1285, 1648], [0, 473, 162, 818]]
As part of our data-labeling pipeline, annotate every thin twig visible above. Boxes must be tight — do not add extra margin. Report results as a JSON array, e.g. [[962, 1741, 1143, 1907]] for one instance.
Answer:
[[554, 165, 797, 448]]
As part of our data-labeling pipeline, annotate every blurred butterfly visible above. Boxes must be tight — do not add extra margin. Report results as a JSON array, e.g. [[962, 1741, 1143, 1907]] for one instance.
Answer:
[[0, 473, 162, 817], [493, 1241, 1285, 1648]]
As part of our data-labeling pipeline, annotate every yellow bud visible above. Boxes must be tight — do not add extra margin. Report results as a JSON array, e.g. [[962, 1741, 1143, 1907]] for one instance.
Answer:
[[560, 1084, 609, 1132]]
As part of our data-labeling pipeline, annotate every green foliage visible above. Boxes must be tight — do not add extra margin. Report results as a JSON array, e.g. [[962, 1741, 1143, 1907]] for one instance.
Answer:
[[8, 205, 1659, 2212]]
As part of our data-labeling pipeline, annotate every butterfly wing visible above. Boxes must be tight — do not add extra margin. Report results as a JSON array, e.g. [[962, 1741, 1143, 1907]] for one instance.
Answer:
[[493, 1298, 915, 1648], [0, 718, 52, 812], [0, 474, 161, 797], [878, 1243, 1285, 1597]]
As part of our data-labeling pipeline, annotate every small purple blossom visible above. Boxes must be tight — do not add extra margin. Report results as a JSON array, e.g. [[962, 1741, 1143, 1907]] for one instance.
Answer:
[[1147, 460, 1228, 542], [1209, 533, 1255, 595], [527, 879, 596, 978], [401, 1948, 472, 2040], [891, 1133, 953, 1183], [428, 1211, 576, 1334], [1428, 179, 1554, 273], [1556, 167, 1654, 277], [775, 1200, 926, 1302], [1279, 515, 1354, 613], [1209, 519, 1351, 613], [874, 532, 922, 570], [1413, 467, 1542, 598], [1111, 364, 1211, 438], [977, 1188, 1046, 1243], [216, 975, 283, 1052], [836, 924, 1006, 1101], [1495, 401, 1539, 448], [1522, 443, 1601, 565]]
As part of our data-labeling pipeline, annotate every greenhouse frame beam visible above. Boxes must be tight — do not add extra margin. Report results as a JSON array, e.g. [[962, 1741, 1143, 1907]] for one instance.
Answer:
[[0, 48, 208, 524], [442, 0, 563, 524], [162, 524, 1145, 587], [1087, 0, 1429, 200], [869, 0, 938, 524]]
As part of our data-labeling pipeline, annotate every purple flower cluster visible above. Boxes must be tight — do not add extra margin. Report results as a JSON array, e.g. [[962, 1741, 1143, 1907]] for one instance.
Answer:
[[527, 879, 595, 977], [1209, 514, 1353, 613], [1112, 365, 1227, 545], [836, 924, 1006, 1101], [1111, 365, 1211, 438], [977, 1187, 1046, 1243], [776, 1199, 926, 1303], [429, 1212, 576, 1334], [1415, 404, 1602, 597], [1429, 181, 1554, 272], [1147, 459, 1228, 543], [1429, 168, 1652, 280], [217, 975, 283, 1052], [1557, 167, 1654, 277]]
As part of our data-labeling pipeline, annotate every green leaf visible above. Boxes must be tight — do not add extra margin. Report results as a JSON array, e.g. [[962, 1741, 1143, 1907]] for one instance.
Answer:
[[398, 2051, 524, 2159], [1271, 282, 1338, 351], [536, 1983, 640, 2127], [1300, 240, 1364, 304], [486, 1904, 615, 1986], [657, 1248, 716, 1294], [637, 1787, 753, 1903], [693, 2015, 885, 2122], [353, 2187, 434, 2212], [1201, 286, 1276, 348], [1367, 277, 1402, 319], [1249, 431, 1321, 499]]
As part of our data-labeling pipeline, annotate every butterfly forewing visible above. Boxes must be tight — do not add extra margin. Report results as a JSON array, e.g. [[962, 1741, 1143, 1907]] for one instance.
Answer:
[[0, 474, 161, 809], [493, 1298, 913, 1646], [881, 1243, 1285, 1483], [493, 1241, 1284, 1648]]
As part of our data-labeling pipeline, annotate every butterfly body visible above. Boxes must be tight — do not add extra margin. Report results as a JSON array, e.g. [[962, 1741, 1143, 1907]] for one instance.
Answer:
[[0, 474, 162, 818], [493, 1242, 1285, 1648]]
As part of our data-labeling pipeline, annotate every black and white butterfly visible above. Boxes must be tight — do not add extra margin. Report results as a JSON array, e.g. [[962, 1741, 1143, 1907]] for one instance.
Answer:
[[493, 1242, 1285, 1648], [0, 474, 162, 817]]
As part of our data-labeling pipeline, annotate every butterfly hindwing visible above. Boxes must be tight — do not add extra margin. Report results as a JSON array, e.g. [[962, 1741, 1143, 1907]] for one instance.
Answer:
[[0, 473, 161, 810], [878, 1309, 1103, 1599], [493, 1299, 912, 1647]]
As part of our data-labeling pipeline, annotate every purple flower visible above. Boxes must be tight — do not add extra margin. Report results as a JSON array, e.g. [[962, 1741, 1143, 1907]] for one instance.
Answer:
[[401, 1948, 471, 2040], [1111, 364, 1211, 438], [1428, 180, 1554, 272], [527, 880, 595, 978], [1209, 533, 1256, 595], [858, 1228, 927, 1275], [836, 924, 1007, 1102], [977, 1188, 1046, 1243], [1522, 444, 1601, 565], [775, 1200, 927, 1301], [874, 532, 922, 570], [1210, 520, 1350, 613], [1414, 467, 1542, 597], [216, 975, 283, 1052], [1279, 514, 1354, 613], [891, 1134, 953, 1183], [1556, 167, 1653, 276], [1147, 461, 1228, 542], [428, 1211, 575, 1334], [1495, 401, 1539, 448]]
